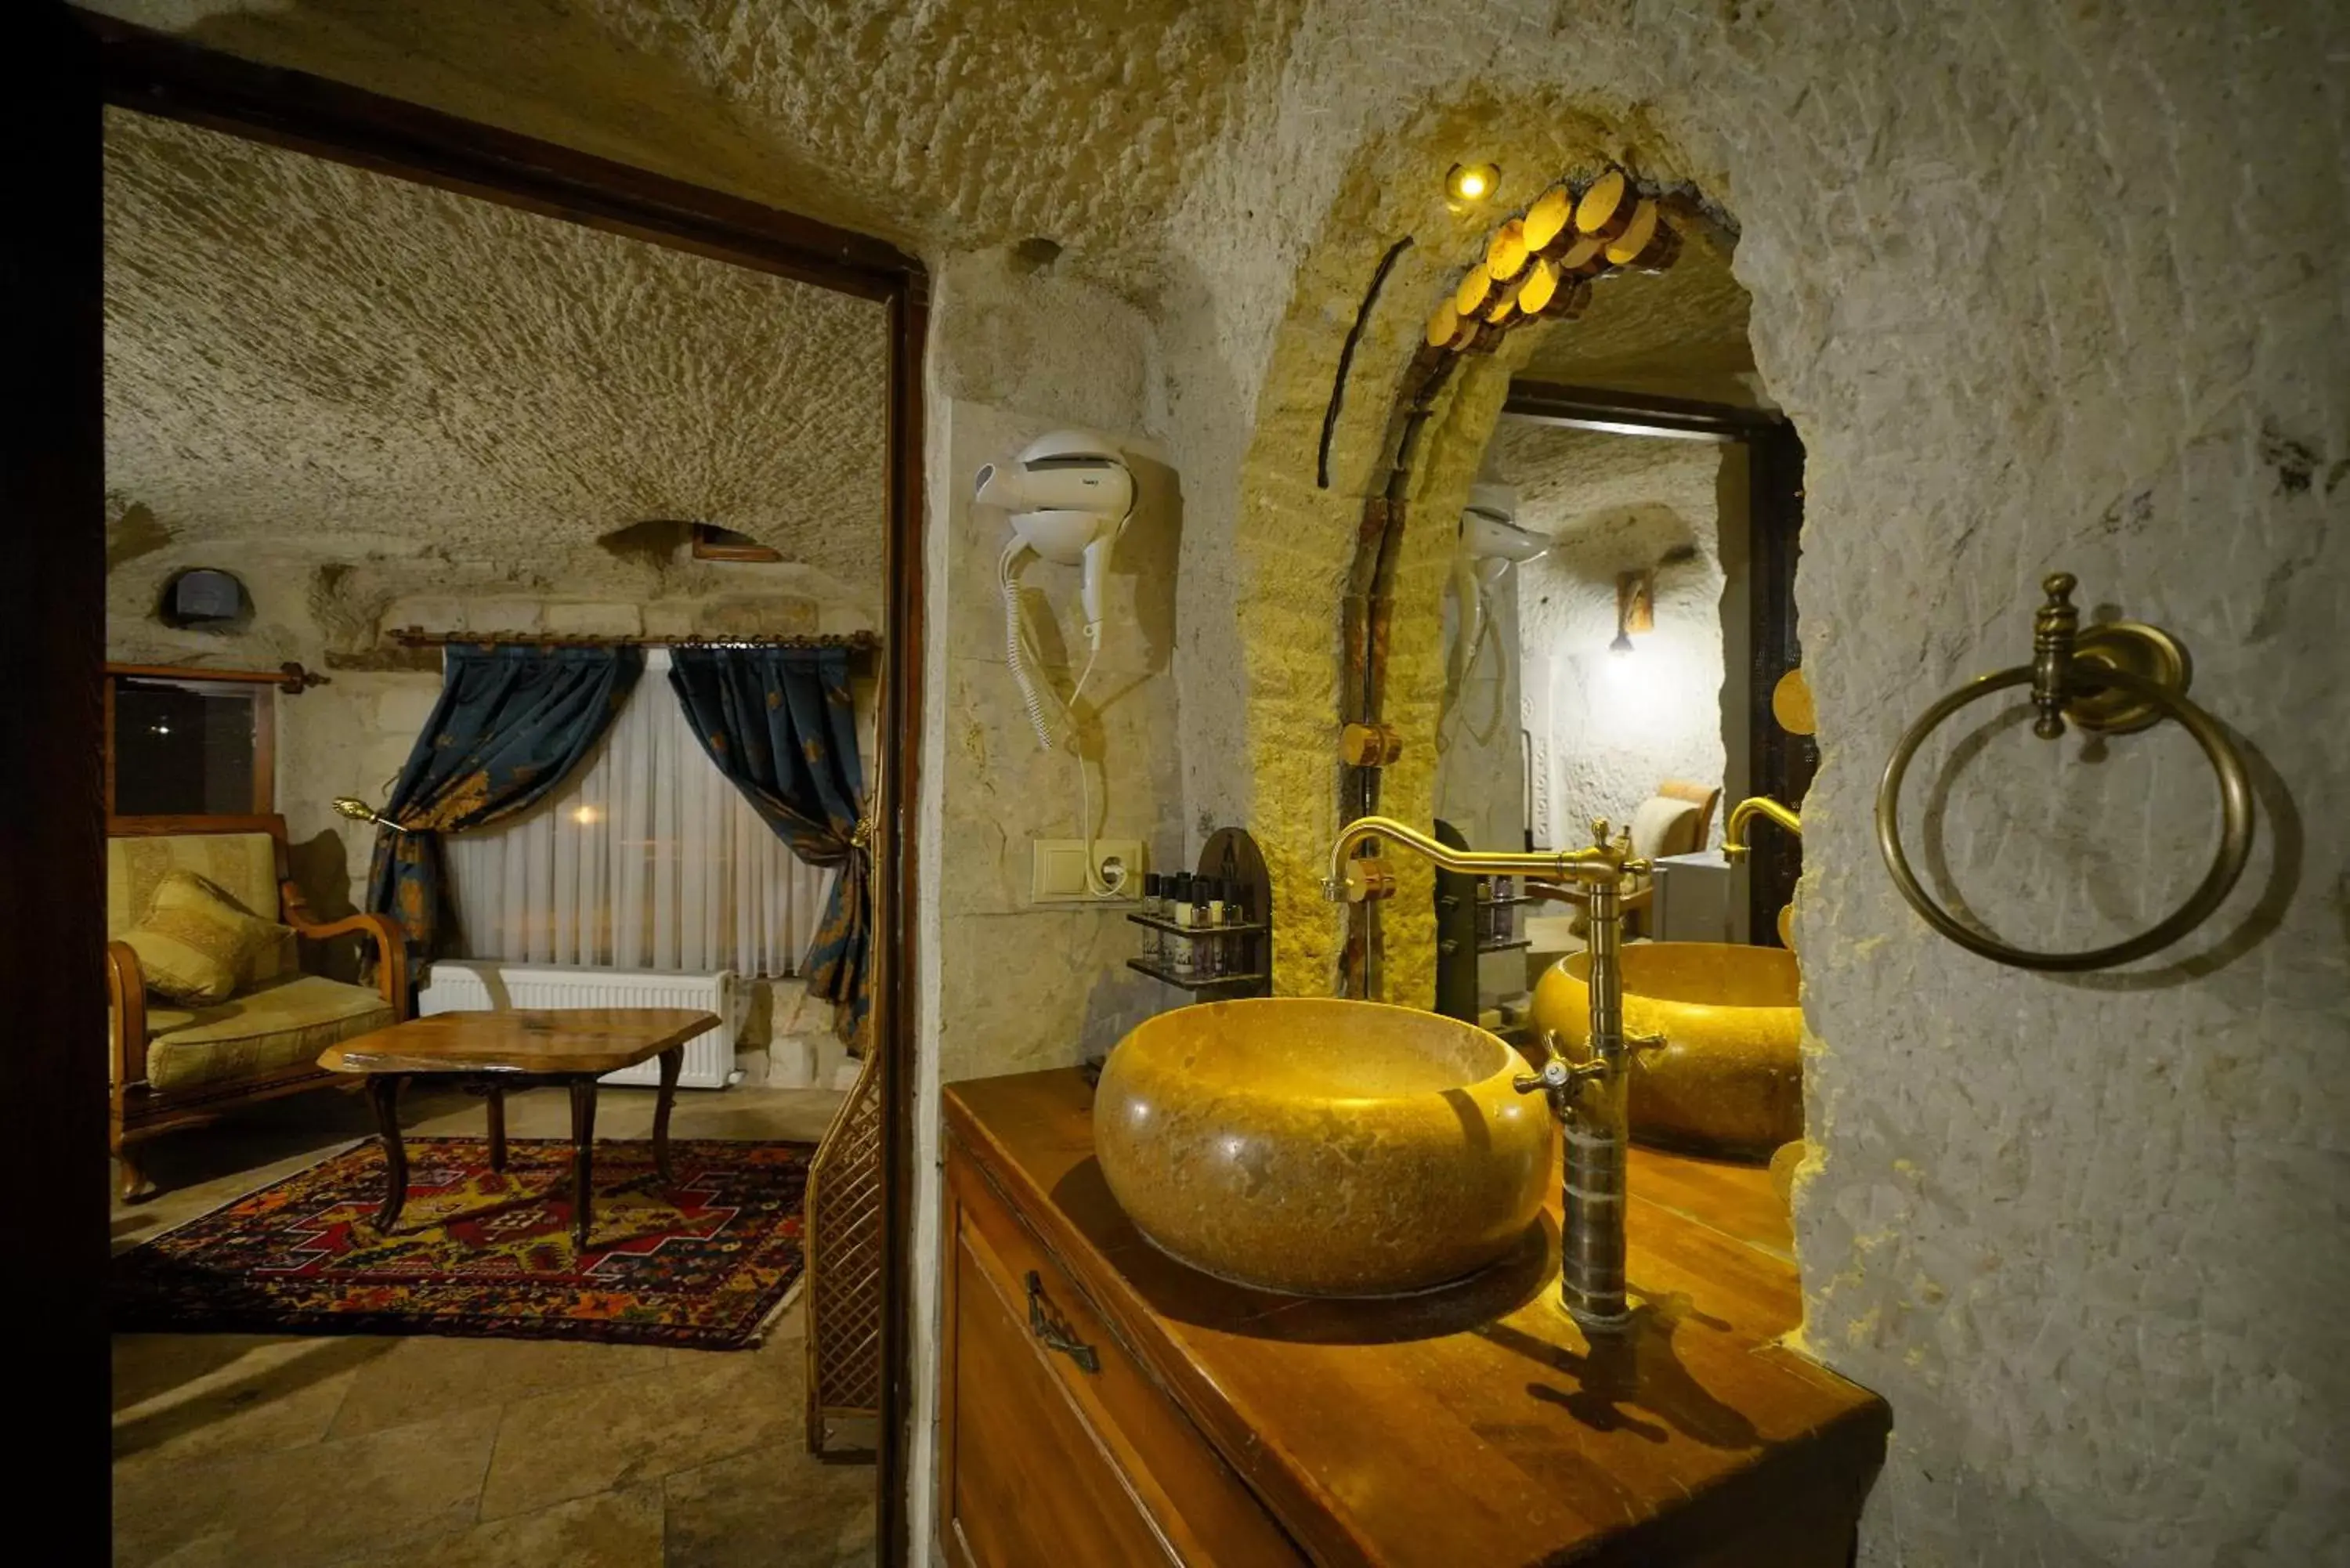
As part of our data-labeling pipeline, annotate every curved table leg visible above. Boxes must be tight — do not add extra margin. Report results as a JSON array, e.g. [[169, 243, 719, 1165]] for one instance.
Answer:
[[569, 1078, 598, 1249], [368, 1074, 407, 1232], [653, 1046, 683, 1184], [485, 1084, 507, 1172]]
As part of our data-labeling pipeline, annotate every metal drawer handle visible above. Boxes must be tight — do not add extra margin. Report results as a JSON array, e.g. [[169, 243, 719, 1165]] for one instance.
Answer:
[[1024, 1270, 1101, 1373]]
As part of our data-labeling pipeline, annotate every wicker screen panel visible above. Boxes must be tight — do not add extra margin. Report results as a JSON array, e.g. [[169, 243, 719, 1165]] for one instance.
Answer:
[[804, 1048, 884, 1455]]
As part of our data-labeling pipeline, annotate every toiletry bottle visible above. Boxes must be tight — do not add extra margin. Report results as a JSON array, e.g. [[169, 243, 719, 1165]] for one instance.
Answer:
[[1170, 873, 1195, 977], [1141, 873, 1163, 964], [1225, 882, 1250, 979]]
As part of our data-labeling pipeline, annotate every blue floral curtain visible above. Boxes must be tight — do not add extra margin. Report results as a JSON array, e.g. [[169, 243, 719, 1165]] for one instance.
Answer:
[[667, 646, 870, 1046], [367, 645, 642, 964]]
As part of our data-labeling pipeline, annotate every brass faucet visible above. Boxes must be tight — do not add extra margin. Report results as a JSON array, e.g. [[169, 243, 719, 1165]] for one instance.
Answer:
[[1721, 794, 1801, 858], [1323, 814, 1647, 1334]]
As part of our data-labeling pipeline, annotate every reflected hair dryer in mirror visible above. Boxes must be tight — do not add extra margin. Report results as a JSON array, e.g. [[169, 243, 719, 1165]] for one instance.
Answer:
[[1452, 483, 1548, 683]]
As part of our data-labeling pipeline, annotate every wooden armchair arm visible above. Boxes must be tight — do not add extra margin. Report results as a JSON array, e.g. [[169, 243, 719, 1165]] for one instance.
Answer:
[[107, 940, 150, 1089], [281, 883, 410, 1021]]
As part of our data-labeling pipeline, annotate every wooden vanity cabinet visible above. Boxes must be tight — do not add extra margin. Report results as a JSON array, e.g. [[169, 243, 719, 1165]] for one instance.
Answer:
[[939, 1131, 1307, 1568], [938, 1071, 1889, 1568]]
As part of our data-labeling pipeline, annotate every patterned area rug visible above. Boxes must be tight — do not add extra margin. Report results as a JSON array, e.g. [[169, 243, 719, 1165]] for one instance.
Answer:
[[113, 1136, 812, 1350]]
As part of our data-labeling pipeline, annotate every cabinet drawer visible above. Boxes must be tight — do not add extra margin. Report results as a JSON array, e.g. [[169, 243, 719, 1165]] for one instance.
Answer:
[[947, 1222, 1178, 1568], [950, 1154, 1307, 1568]]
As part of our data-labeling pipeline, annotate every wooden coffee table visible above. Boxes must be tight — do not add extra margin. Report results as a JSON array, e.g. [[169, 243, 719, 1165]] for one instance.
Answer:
[[318, 1008, 721, 1246]]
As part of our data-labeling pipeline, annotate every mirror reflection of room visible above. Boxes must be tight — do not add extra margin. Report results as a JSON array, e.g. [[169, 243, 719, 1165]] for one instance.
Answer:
[[1432, 249, 1806, 1045], [103, 105, 886, 1566]]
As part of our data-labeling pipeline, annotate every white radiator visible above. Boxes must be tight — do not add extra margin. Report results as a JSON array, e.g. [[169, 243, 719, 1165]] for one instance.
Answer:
[[416, 960, 744, 1089]]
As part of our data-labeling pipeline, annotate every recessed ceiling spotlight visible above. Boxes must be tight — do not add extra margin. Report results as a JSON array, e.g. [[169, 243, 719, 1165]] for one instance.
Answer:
[[1445, 161, 1501, 207]]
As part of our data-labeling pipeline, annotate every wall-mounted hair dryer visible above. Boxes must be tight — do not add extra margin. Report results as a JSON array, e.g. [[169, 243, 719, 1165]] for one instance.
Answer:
[[976, 430, 1135, 656], [979, 430, 1140, 896]]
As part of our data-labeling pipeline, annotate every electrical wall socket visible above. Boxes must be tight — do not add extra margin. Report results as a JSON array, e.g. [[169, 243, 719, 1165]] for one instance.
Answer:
[[1030, 839, 1142, 902]]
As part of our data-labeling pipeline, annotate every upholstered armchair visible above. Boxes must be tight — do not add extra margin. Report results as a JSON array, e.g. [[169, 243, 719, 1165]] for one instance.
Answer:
[[1547, 780, 1723, 940], [107, 815, 407, 1201]]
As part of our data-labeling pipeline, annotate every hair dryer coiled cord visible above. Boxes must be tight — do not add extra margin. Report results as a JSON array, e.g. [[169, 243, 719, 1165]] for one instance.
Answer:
[[1000, 537, 1117, 895]]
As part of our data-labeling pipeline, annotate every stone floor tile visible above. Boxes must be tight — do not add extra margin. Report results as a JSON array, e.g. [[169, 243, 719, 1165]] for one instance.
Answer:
[[330, 1335, 677, 1439], [113, 1332, 389, 1464], [329, 1483, 665, 1568], [476, 1348, 795, 1520], [661, 1446, 877, 1568], [114, 1403, 500, 1568]]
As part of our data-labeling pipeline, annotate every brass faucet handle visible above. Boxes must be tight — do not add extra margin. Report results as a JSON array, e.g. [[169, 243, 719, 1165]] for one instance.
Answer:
[[1627, 1030, 1668, 1059], [1588, 816, 1613, 850]]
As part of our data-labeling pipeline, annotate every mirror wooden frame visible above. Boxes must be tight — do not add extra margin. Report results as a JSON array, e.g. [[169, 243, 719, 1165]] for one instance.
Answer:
[[13, 15, 927, 1557]]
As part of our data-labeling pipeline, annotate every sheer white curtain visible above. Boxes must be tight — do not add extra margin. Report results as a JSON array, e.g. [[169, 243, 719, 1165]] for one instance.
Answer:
[[443, 649, 833, 975]]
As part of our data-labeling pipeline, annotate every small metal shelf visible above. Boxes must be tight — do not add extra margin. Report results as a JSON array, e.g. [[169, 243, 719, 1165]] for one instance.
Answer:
[[1477, 938, 1533, 954], [1125, 958, 1269, 992], [1123, 912, 1268, 938]]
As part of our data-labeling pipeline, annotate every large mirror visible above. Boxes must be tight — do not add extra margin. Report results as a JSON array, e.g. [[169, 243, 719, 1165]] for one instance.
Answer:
[[101, 86, 908, 1565], [1425, 233, 1812, 1161]]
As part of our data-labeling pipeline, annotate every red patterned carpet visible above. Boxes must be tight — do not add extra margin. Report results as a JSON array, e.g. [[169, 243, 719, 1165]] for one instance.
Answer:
[[112, 1136, 812, 1350]]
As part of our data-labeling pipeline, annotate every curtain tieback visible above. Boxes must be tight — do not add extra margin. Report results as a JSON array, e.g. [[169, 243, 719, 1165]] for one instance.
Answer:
[[850, 816, 875, 850]]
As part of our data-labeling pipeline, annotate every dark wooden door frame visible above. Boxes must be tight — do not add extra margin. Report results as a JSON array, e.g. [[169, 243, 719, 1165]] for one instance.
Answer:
[[9, 12, 108, 1557], [65, 17, 929, 1563], [1502, 381, 1811, 945]]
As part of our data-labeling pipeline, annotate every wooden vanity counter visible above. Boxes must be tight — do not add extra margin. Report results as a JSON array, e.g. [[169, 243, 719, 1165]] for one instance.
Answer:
[[940, 1068, 1889, 1568]]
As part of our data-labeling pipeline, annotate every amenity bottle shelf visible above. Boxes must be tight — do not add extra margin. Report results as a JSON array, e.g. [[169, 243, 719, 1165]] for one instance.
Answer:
[[1130, 826, 1274, 1001], [1125, 958, 1271, 992], [1124, 912, 1268, 938]]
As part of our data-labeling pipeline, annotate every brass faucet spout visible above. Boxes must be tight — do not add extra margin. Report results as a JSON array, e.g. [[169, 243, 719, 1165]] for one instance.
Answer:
[[1322, 815, 1631, 901], [1321, 812, 1641, 1333], [1722, 796, 1802, 859]]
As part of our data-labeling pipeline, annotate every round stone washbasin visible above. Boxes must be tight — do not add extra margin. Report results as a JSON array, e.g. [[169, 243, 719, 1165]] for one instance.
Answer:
[[1094, 998, 1552, 1297], [1533, 942, 1801, 1161]]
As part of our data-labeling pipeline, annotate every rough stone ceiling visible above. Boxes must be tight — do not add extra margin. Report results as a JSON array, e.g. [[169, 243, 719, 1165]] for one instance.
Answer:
[[103, 107, 889, 593], [1516, 231, 1767, 409], [80, 0, 1305, 286], [1486, 420, 1723, 545]]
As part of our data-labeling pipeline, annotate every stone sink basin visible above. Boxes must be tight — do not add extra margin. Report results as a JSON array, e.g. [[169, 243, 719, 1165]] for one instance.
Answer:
[[1534, 941, 1802, 1161], [1093, 998, 1552, 1297]]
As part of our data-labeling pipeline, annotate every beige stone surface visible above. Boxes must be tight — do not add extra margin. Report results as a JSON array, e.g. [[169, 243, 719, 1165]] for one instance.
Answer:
[[1537, 942, 1802, 1160], [110, 1082, 871, 1567], [1094, 998, 1553, 1295]]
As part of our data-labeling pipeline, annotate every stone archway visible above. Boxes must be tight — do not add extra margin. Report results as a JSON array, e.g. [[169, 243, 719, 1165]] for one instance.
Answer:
[[1219, 91, 1739, 1003]]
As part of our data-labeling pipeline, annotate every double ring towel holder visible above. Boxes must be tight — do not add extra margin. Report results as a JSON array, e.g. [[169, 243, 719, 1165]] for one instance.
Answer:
[[1875, 573, 2254, 971]]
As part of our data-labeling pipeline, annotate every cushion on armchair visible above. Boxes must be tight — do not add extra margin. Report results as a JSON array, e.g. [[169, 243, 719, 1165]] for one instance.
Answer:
[[1629, 795, 1705, 861], [118, 870, 293, 1006], [142, 974, 396, 1093]]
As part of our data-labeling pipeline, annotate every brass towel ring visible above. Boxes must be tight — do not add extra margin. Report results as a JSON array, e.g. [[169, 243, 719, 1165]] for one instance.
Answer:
[[1875, 573, 2254, 972]]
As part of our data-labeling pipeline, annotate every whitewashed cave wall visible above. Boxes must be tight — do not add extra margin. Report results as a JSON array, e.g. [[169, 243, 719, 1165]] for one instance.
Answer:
[[908, 248, 1180, 1562], [1154, 2, 2348, 1564], [1503, 426, 1729, 851]]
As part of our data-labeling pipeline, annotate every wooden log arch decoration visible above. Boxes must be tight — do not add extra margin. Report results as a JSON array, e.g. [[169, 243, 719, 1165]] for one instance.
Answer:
[[1334, 166, 1735, 997]]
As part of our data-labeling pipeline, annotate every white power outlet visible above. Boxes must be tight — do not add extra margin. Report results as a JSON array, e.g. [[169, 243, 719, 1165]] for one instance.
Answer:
[[1031, 839, 1142, 902]]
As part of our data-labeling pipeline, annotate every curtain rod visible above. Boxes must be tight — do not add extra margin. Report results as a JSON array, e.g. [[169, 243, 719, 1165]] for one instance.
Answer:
[[389, 627, 880, 652]]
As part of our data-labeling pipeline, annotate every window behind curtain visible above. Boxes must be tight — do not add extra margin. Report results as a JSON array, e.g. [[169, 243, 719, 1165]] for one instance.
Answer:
[[443, 649, 833, 976]]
